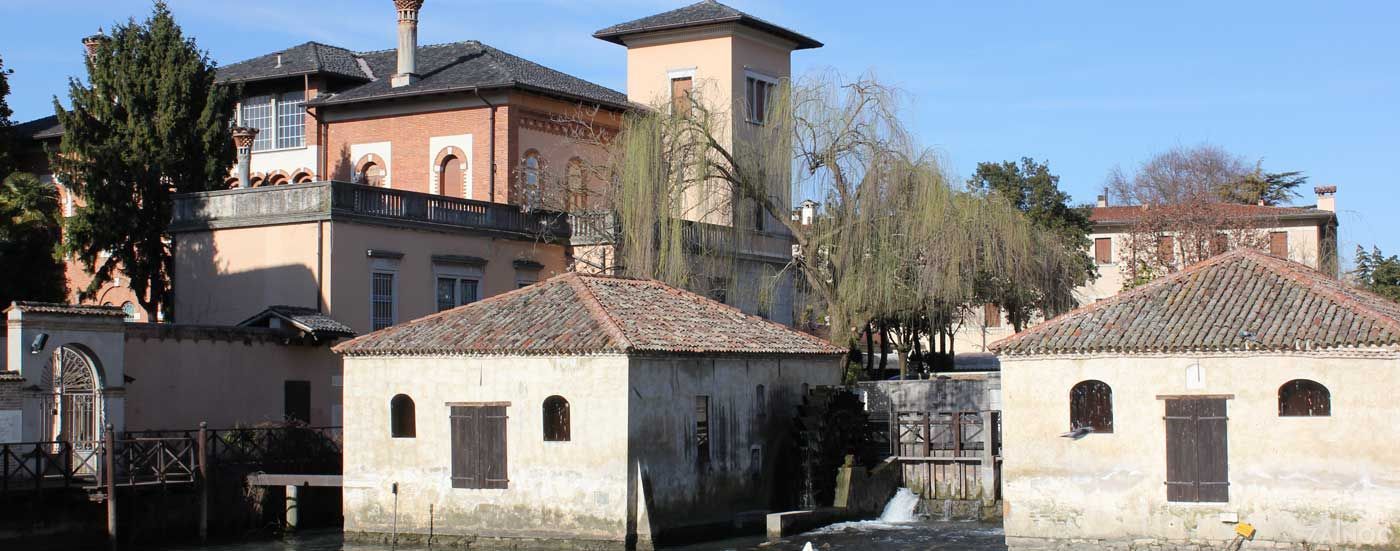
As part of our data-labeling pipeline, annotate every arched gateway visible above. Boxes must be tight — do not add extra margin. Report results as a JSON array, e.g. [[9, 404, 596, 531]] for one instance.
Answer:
[[41, 346, 104, 473]]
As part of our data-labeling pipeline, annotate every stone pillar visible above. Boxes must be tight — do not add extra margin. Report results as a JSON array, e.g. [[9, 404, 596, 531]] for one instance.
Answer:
[[391, 0, 424, 88], [231, 127, 259, 189]]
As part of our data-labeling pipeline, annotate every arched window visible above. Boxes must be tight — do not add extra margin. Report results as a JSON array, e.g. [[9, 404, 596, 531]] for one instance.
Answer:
[[543, 395, 570, 442], [440, 155, 464, 198], [250, 175, 265, 188], [1279, 379, 1330, 417], [755, 385, 767, 418], [356, 154, 387, 187], [292, 169, 314, 184], [522, 150, 542, 208], [566, 157, 586, 211], [120, 302, 138, 322], [390, 394, 416, 438], [1070, 380, 1113, 433], [267, 173, 289, 186]]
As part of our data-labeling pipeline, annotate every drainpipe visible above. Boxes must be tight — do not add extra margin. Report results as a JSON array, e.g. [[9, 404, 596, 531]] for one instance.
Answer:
[[472, 87, 498, 202], [231, 127, 260, 189]]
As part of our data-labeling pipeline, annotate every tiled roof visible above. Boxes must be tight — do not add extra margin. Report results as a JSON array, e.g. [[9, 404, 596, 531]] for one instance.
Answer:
[[595, 0, 822, 50], [306, 41, 629, 109], [238, 306, 356, 340], [6, 302, 127, 317], [1089, 203, 1333, 225], [13, 115, 64, 140], [991, 248, 1400, 356], [334, 272, 844, 357], [217, 41, 371, 84]]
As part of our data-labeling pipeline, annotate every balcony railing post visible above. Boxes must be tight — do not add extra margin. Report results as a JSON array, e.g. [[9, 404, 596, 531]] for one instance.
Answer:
[[198, 422, 209, 542], [105, 424, 117, 546]]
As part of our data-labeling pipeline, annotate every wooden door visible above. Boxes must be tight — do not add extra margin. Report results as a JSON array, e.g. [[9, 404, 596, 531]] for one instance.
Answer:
[[1164, 398, 1229, 502]]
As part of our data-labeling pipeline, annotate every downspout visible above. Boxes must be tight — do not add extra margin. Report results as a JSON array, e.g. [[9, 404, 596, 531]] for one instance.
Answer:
[[472, 87, 498, 202]]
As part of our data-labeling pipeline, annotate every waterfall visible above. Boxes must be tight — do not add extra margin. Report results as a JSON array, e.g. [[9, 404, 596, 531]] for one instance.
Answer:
[[877, 487, 921, 523]]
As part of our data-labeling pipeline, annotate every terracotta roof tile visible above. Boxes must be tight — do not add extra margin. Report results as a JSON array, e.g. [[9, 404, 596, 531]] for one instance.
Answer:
[[1089, 203, 1333, 225], [991, 248, 1400, 356], [334, 273, 843, 357], [6, 302, 126, 317]]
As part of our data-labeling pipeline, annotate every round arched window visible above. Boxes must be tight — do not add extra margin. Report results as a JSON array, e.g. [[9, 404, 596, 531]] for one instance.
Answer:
[[390, 394, 416, 437], [1070, 380, 1113, 433], [543, 395, 570, 442], [1279, 379, 1330, 417]]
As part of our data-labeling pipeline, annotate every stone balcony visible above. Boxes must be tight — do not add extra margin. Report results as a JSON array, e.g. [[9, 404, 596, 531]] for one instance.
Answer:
[[170, 181, 571, 240]]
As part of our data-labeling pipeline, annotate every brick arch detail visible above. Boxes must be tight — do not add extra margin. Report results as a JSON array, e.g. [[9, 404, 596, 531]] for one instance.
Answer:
[[224, 177, 241, 189], [355, 154, 388, 187], [249, 172, 267, 188], [431, 146, 468, 196], [290, 167, 315, 183], [266, 170, 291, 186]]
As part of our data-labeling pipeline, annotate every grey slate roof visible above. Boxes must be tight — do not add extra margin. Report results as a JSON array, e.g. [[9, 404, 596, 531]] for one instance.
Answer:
[[334, 272, 844, 357], [595, 0, 822, 50], [238, 305, 356, 340], [217, 41, 371, 84], [306, 41, 629, 109], [12, 115, 64, 140], [991, 248, 1400, 356]]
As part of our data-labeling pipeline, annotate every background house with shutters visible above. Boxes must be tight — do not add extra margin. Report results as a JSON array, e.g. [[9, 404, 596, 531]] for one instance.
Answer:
[[333, 272, 843, 548], [990, 248, 1400, 550]]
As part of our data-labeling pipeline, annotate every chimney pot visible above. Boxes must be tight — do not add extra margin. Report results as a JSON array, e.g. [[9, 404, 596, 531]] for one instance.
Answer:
[[391, 0, 425, 88], [82, 28, 108, 58], [1096, 194, 1108, 208], [275, 52, 283, 68]]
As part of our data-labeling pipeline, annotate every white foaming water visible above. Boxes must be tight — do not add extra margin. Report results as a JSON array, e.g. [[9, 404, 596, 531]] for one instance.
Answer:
[[877, 487, 920, 523], [807, 487, 922, 534]]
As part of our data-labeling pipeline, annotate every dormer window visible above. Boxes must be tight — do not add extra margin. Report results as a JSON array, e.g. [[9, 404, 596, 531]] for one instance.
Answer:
[[237, 90, 306, 152]]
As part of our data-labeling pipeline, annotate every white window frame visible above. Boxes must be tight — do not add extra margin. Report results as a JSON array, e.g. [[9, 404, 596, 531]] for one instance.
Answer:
[[433, 263, 484, 312], [744, 69, 779, 125], [236, 90, 307, 153], [370, 257, 400, 331]]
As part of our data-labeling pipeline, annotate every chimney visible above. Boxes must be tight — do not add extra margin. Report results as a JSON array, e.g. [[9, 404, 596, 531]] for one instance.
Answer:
[[274, 52, 283, 68], [391, 0, 425, 88], [231, 127, 260, 189], [82, 29, 108, 59], [1314, 185, 1337, 213], [1096, 194, 1108, 208]]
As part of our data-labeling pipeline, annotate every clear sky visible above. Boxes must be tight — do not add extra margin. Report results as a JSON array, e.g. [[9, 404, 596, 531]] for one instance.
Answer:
[[2, 0, 1396, 262]]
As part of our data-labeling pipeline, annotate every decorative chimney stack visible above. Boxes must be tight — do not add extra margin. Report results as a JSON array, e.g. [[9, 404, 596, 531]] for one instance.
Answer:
[[391, 0, 425, 88], [1096, 194, 1109, 208], [231, 127, 260, 189], [82, 29, 108, 59], [1314, 185, 1337, 213]]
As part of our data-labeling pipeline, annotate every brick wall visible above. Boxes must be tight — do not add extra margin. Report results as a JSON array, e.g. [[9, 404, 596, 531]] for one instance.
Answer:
[[325, 105, 503, 200], [0, 374, 24, 411]]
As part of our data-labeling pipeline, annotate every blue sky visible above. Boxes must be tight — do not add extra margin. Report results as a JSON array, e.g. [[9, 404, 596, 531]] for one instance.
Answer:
[[3, 0, 1396, 261]]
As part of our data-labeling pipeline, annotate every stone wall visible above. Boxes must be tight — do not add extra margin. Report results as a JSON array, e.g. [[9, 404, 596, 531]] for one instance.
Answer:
[[1001, 352, 1400, 549]]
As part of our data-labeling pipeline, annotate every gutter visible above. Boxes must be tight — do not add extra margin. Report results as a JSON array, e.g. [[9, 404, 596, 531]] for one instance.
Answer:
[[472, 87, 499, 202]]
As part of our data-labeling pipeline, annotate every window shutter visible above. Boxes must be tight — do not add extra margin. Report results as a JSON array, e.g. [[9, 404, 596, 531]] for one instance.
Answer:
[[1164, 399, 1198, 502], [1094, 238, 1112, 264], [450, 406, 478, 489], [482, 406, 510, 489], [1195, 399, 1230, 503], [1269, 232, 1289, 257]]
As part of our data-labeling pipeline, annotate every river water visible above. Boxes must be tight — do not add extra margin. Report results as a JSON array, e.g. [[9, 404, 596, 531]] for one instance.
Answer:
[[132, 522, 1006, 551]]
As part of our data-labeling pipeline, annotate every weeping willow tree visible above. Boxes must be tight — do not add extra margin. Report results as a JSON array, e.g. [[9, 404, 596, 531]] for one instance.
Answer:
[[603, 72, 1088, 375]]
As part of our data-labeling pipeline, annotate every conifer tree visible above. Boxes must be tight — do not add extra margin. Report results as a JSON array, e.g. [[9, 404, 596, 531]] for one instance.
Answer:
[[52, 2, 236, 318], [0, 54, 14, 176]]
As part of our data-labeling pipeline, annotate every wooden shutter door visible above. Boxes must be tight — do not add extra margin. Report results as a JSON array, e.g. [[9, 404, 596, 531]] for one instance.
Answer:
[[482, 406, 510, 489], [1164, 399, 1230, 503], [450, 406, 479, 489], [1094, 238, 1112, 264], [1195, 399, 1230, 502], [284, 381, 311, 423]]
